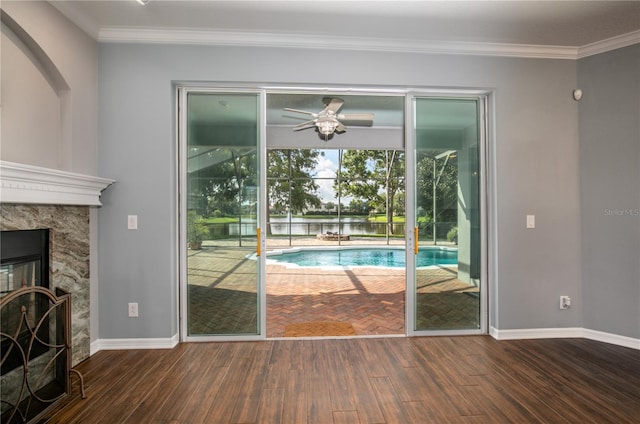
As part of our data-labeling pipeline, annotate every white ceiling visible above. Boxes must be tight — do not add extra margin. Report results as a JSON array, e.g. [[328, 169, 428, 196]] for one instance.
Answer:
[[51, 1, 640, 57], [44, 1, 640, 136]]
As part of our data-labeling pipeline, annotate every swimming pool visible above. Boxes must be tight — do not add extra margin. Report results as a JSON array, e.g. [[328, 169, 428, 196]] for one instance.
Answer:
[[265, 246, 457, 268]]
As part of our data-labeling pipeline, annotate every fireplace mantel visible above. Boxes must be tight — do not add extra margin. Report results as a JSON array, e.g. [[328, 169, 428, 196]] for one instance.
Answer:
[[0, 161, 114, 206]]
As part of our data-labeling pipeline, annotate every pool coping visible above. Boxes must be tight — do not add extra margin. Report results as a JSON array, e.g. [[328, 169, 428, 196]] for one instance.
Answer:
[[248, 245, 459, 270]]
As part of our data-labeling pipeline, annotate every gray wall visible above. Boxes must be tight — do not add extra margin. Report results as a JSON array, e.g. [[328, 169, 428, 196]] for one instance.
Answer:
[[578, 44, 640, 339], [1, 1, 98, 174], [1, 1, 102, 347], [98, 43, 584, 339]]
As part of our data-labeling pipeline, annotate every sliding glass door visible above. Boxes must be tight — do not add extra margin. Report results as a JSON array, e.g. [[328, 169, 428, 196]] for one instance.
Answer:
[[180, 89, 263, 338], [409, 97, 484, 333], [178, 88, 486, 339]]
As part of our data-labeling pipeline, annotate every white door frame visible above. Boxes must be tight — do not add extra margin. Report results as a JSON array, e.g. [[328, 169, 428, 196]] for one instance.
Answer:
[[177, 85, 491, 341], [178, 86, 267, 342], [405, 90, 489, 336]]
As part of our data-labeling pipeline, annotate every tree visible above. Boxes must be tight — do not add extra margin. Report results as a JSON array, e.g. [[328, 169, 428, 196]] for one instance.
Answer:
[[335, 150, 405, 233], [189, 148, 257, 217], [267, 149, 323, 233], [415, 153, 458, 237], [324, 202, 336, 213], [393, 191, 405, 217], [348, 199, 371, 214]]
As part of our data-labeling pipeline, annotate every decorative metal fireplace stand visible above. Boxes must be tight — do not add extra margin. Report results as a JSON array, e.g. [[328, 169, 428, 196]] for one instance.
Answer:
[[1, 286, 86, 423]]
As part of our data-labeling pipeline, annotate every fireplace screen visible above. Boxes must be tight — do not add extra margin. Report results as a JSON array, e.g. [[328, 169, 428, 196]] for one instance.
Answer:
[[0, 287, 72, 423], [1, 258, 49, 376], [0, 229, 68, 423], [1, 230, 50, 377]]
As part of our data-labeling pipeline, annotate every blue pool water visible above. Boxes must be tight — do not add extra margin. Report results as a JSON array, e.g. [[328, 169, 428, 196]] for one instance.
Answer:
[[267, 247, 457, 268]]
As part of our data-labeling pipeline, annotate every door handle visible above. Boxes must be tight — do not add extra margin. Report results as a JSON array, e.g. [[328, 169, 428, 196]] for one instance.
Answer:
[[256, 228, 261, 256], [414, 226, 419, 254]]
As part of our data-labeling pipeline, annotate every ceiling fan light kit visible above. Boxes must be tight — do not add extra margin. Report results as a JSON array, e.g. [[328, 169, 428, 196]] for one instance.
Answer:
[[317, 120, 340, 136], [284, 97, 375, 141]]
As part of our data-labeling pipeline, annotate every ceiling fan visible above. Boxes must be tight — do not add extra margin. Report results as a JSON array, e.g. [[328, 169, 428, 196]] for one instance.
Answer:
[[284, 97, 375, 140]]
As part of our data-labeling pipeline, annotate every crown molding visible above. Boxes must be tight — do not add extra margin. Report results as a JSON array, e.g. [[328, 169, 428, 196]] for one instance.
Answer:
[[48, 0, 640, 60], [577, 29, 640, 59], [0, 161, 114, 206], [49, 0, 100, 39], [98, 27, 581, 59]]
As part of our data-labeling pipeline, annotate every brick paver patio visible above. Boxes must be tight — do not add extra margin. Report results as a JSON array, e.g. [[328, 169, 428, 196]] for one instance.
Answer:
[[266, 265, 406, 337], [187, 238, 479, 337]]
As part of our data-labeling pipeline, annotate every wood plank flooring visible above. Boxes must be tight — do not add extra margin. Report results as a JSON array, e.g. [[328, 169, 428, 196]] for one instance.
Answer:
[[42, 336, 640, 423]]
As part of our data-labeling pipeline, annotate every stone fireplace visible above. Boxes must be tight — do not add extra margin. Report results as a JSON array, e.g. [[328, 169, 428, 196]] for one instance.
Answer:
[[0, 161, 113, 366]]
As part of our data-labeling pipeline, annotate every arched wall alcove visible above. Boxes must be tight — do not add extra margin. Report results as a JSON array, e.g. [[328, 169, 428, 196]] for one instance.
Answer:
[[1, 10, 70, 169]]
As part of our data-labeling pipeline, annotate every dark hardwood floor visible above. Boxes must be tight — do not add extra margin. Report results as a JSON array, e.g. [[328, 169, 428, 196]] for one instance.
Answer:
[[43, 336, 639, 423]]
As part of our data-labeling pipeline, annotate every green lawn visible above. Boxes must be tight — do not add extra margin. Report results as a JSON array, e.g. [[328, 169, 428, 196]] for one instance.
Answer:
[[368, 215, 406, 223], [202, 216, 240, 224]]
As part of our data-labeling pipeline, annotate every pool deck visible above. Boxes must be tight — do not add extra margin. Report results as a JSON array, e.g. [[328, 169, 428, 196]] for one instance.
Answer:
[[188, 237, 478, 337]]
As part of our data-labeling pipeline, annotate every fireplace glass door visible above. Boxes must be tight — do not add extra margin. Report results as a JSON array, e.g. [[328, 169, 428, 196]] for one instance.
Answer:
[[0, 229, 49, 296], [1, 258, 41, 293]]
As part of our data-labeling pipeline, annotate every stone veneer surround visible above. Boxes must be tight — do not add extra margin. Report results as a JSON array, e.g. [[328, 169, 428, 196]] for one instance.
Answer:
[[0, 160, 113, 363], [1, 204, 90, 365]]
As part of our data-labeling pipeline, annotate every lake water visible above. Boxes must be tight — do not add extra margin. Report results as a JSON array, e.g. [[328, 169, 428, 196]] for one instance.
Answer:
[[219, 216, 406, 236], [266, 216, 405, 236]]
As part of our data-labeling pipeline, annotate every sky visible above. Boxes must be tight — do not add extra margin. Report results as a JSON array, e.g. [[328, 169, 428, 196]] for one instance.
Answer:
[[312, 149, 385, 205], [313, 149, 340, 203]]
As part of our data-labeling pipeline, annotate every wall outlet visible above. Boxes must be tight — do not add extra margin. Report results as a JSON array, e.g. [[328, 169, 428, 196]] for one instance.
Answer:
[[128, 302, 139, 317], [559, 296, 571, 310]]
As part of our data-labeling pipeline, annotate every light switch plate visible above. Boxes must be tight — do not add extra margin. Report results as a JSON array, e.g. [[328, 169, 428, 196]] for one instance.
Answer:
[[128, 215, 138, 230], [526, 215, 535, 229]]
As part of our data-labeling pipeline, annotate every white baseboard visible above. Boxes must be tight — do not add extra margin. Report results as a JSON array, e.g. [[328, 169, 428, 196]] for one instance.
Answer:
[[582, 328, 640, 350], [490, 327, 640, 350], [92, 334, 180, 352], [490, 327, 584, 340], [88, 328, 639, 355], [90, 339, 100, 356]]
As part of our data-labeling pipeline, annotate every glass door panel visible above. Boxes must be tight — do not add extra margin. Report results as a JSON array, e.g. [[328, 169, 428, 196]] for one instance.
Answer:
[[184, 92, 260, 336], [413, 98, 481, 331]]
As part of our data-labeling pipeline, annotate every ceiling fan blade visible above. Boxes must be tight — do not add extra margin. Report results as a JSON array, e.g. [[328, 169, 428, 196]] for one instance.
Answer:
[[322, 97, 344, 113], [335, 122, 347, 133], [293, 119, 317, 130], [338, 113, 375, 122], [284, 107, 317, 117]]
